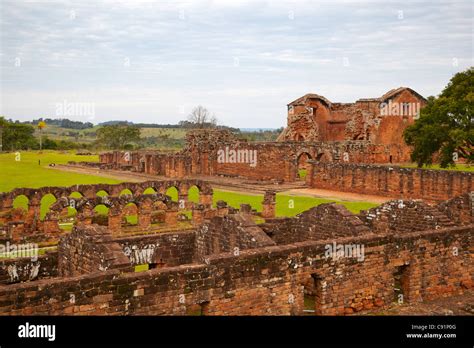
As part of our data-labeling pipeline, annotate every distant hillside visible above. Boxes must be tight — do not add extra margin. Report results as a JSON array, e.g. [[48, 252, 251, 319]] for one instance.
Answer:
[[18, 118, 282, 149]]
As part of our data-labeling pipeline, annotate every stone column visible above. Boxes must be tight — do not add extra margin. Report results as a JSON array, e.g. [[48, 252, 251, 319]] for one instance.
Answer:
[[192, 205, 205, 225], [216, 200, 228, 217], [165, 209, 178, 225], [25, 199, 41, 232], [305, 160, 315, 187], [262, 190, 276, 219], [42, 211, 61, 235], [199, 190, 213, 209], [178, 186, 189, 210], [138, 205, 151, 230], [108, 207, 122, 235], [240, 204, 252, 215]]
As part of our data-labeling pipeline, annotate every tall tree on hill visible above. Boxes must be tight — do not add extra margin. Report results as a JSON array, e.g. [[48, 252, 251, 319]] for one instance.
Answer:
[[187, 105, 218, 128], [404, 67, 473, 167], [96, 124, 141, 149], [37, 120, 46, 150]]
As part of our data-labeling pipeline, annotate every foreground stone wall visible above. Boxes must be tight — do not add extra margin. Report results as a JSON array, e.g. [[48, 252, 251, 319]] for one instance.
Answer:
[[194, 214, 276, 261], [117, 230, 196, 267], [309, 162, 473, 201], [0, 223, 471, 315], [0, 252, 58, 285], [0, 180, 471, 316], [58, 225, 132, 277]]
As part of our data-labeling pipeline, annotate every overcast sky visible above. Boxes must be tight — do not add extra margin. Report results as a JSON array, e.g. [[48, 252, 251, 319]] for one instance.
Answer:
[[0, 0, 472, 128]]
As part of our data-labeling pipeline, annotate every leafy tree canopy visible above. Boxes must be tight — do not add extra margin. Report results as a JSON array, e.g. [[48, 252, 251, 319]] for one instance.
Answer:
[[404, 67, 473, 167], [96, 124, 141, 150]]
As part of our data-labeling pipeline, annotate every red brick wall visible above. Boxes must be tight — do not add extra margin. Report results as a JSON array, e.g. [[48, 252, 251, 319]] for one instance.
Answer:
[[309, 163, 473, 201], [0, 225, 471, 316], [437, 192, 474, 225], [0, 252, 57, 284]]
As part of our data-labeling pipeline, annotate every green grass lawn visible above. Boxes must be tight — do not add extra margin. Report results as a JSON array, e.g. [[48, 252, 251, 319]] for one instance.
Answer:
[[1, 151, 378, 220], [401, 163, 473, 172], [0, 151, 120, 192], [170, 187, 377, 216]]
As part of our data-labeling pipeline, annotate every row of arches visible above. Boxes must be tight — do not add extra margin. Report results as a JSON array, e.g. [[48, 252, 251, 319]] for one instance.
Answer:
[[10, 186, 203, 222], [41, 192, 195, 235], [0, 179, 213, 211]]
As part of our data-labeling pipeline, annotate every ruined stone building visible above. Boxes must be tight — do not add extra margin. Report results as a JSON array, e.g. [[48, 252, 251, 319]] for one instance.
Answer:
[[0, 180, 472, 315], [90, 87, 430, 182], [277, 87, 426, 147]]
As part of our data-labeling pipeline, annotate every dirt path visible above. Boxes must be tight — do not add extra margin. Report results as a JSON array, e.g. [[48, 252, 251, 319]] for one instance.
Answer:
[[282, 188, 390, 204], [51, 165, 152, 183]]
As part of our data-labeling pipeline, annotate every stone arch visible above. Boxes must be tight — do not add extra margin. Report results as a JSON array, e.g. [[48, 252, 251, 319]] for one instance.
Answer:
[[12, 194, 29, 213], [165, 186, 179, 202], [96, 189, 109, 197], [119, 188, 134, 197], [296, 152, 312, 180], [92, 204, 110, 226], [40, 193, 57, 221], [143, 187, 157, 194], [188, 185, 200, 204], [122, 202, 138, 226]]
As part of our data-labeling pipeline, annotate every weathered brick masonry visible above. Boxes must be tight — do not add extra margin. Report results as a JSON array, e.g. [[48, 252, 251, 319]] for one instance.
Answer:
[[0, 220, 471, 315], [91, 87, 429, 182], [0, 179, 213, 240], [0, 181, 471, 316], [92, 136, 400, 182], [0, 252, 57, 285], [308, 162, 473, 202]]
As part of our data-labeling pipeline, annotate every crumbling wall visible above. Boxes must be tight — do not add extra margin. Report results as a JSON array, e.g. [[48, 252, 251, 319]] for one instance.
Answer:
[[0, 224, 470, 315], [437, 192, 473, 225], [359, 200, 455, 234], [260, 203, 370, 244], [0, 179, 213, 241], [98, 140, 405, 183], [278, 88, 427, 164], [194, 214, 276, 261], [58, 225, 132, 277], [0, 252, 57, 284], [117, 230, 195, 267]]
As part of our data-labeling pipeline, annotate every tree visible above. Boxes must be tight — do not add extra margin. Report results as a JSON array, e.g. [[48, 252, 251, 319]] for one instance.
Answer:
[[187, 105, 218, 128], [0, 117, 6, 152], [0, 117, 38, 150], [96, 125, 141, 149], [404, 67, 473, 167], [37, 120, 46, 150]]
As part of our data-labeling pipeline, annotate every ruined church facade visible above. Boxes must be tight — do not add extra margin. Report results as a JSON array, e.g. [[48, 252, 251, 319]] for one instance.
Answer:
[[277, 87, 427, 160]]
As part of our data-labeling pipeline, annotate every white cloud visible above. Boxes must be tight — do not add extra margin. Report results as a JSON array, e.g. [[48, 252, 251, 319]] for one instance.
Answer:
[[0, 0, 472, 127]]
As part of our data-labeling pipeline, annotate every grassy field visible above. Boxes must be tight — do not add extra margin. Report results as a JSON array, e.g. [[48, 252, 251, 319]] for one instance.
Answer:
[[171, 187, 377, 216], [0, 151, 120, 192], [36, 125, 187, 143], [401, 163, 473, 172], [1, 151, 379, 221]]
